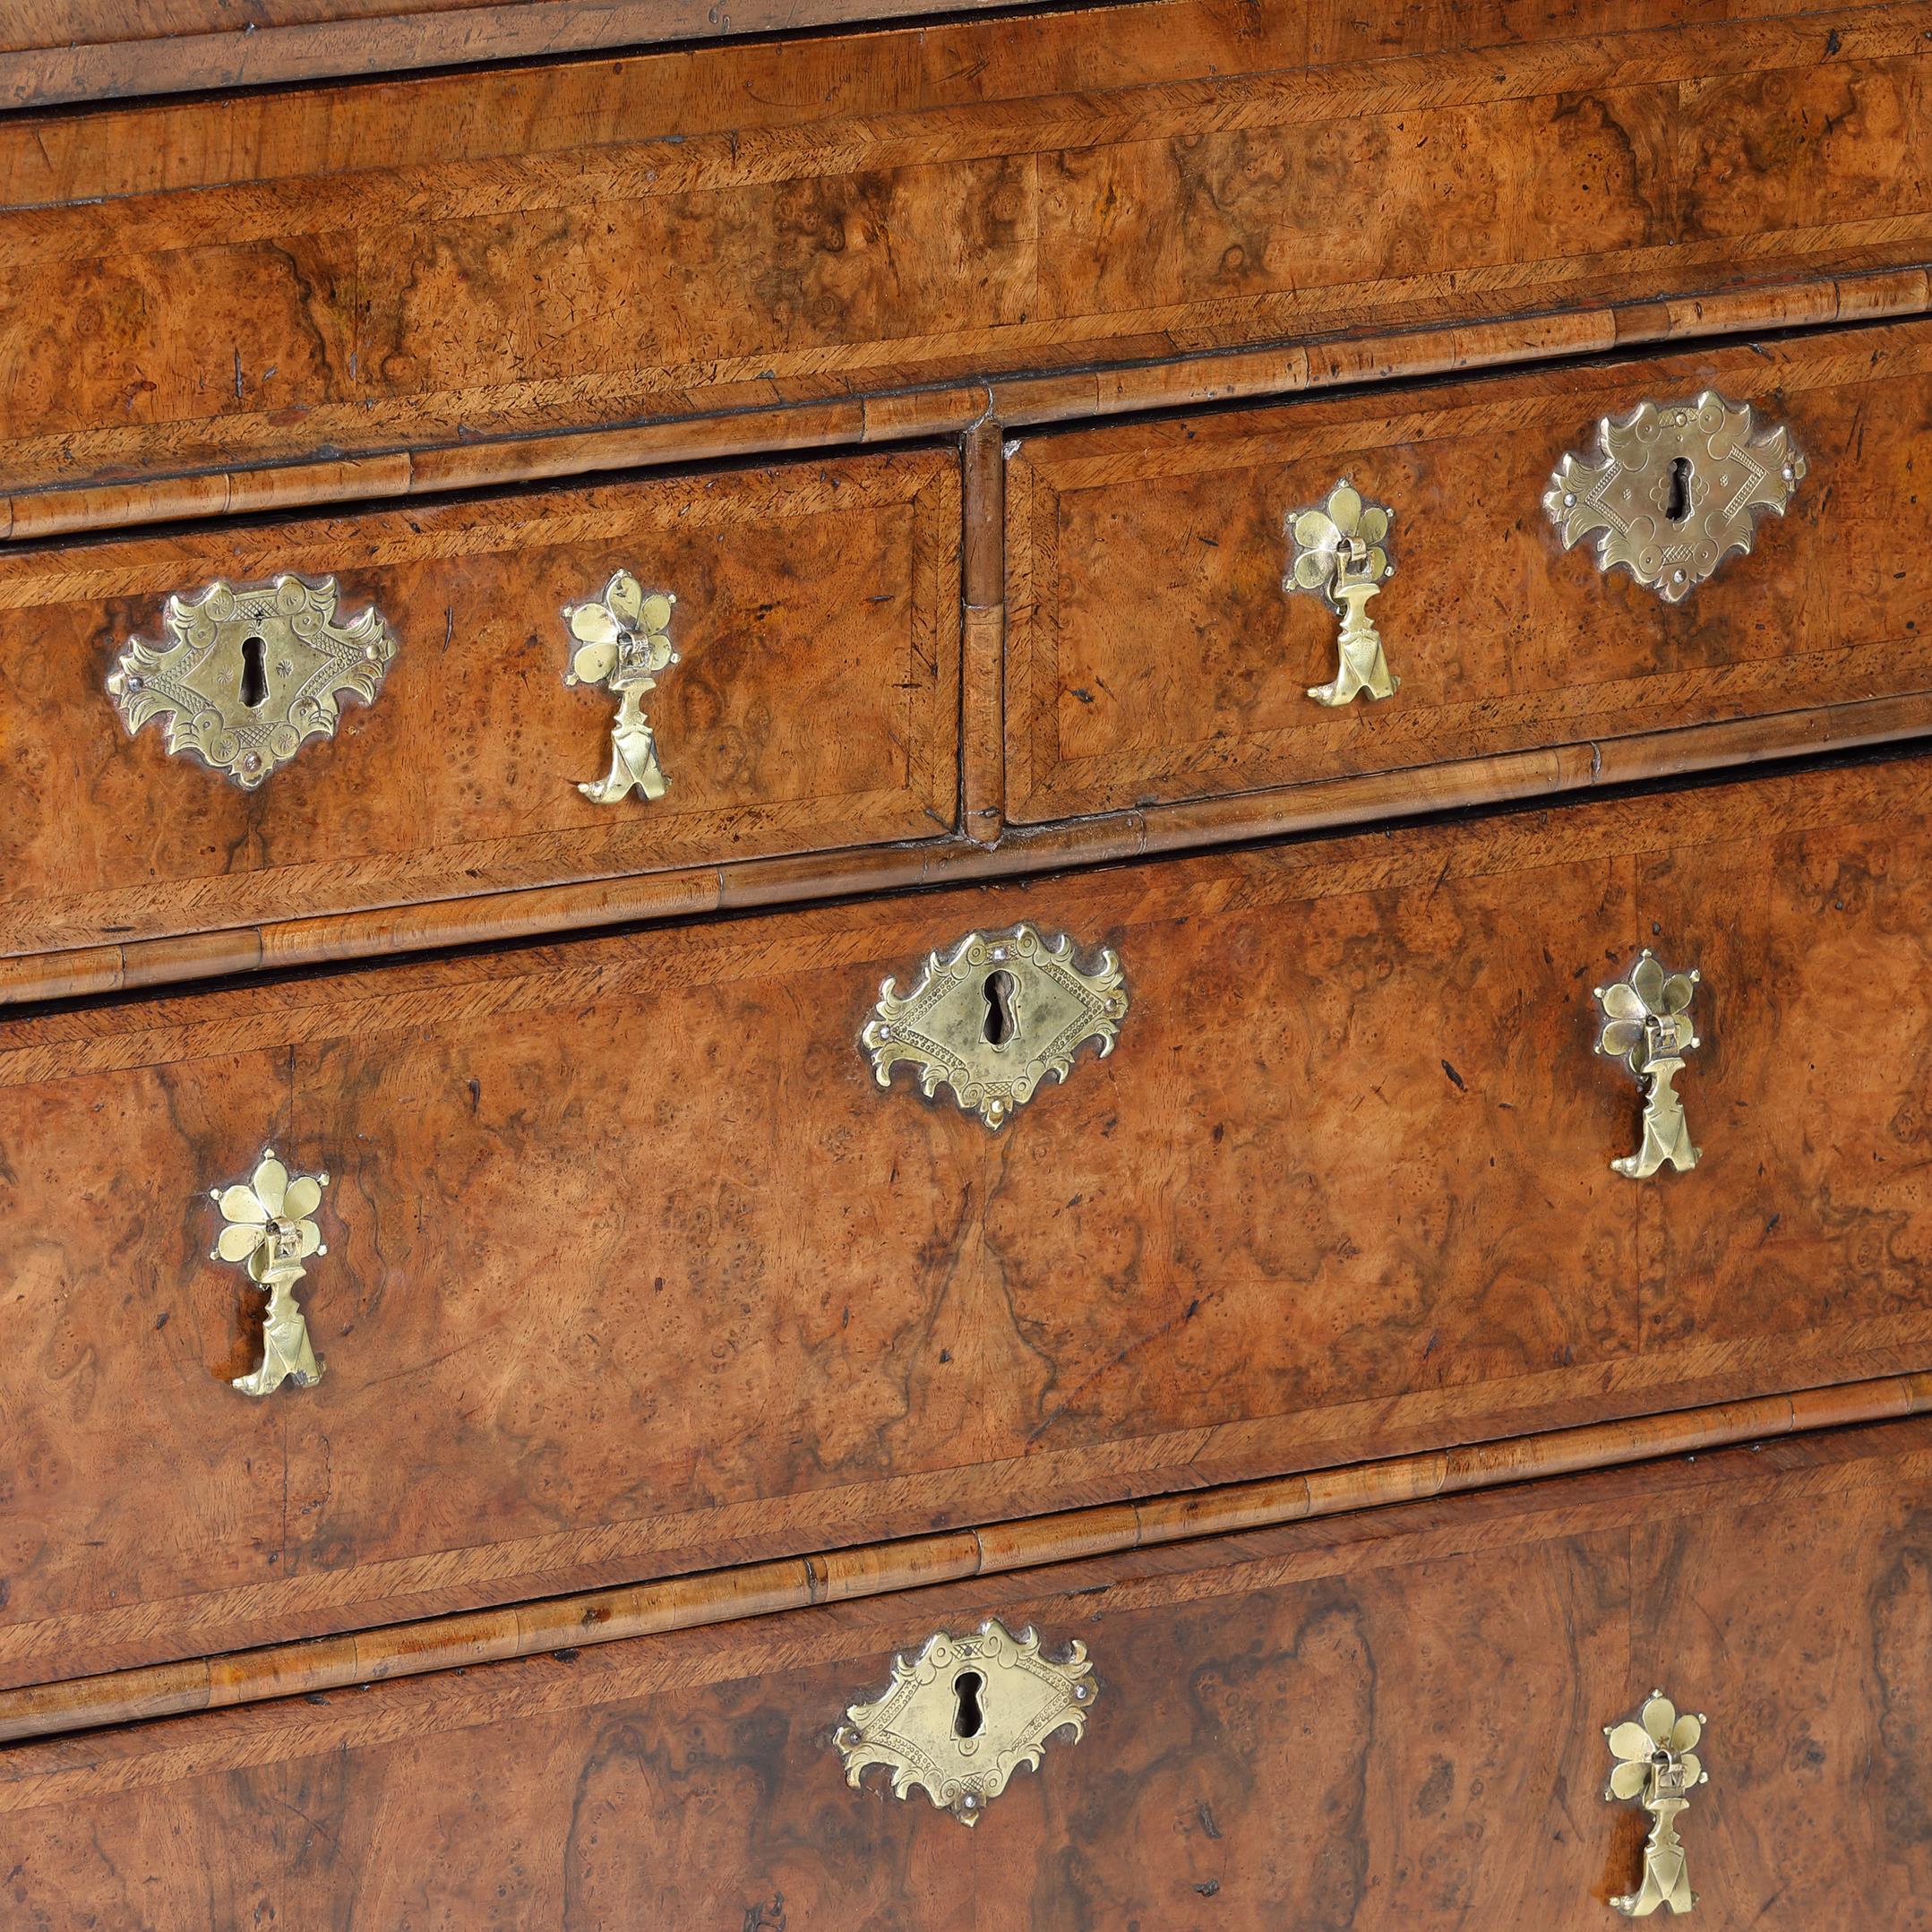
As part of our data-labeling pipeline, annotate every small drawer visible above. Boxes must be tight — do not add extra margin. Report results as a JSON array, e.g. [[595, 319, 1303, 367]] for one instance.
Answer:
[[0, 445, 959, 967], [9, 12, 1932, 502], [5, 1414, 1929, 1927], [1005, 320, 1932, 822], [3, 751, 1930, 1687]]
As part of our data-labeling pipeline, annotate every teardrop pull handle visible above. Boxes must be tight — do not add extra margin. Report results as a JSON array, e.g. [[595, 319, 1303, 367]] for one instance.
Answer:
[[210, 1147, 331, 1396], [1284, 477, 1399, 707], [1594, 949, 1703, 1180], [562, 568, 680, 804], [1603, 1688, 1710, 1917]]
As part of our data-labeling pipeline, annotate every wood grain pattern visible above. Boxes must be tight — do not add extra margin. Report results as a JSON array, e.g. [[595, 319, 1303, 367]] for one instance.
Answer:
[[962, 420, 1005, 846], [0, 447, 959, 960], [1, 3, 1930, 496], [0, 0, 1021, 107], [3, 751, 1931, 1687], [4, 1373, 1921, 1747], [5, 265, 1925, 546], [7, 683, 1932, 1009], [4, 1413, 1931, 1928], [1008, 320, 1932, 821]]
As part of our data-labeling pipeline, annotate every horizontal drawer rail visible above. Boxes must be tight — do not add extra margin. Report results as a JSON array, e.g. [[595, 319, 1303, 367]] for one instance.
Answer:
[[4, 265, 1926, 547], [8, 689, 1929, 1010], [4, 1370, 1926, 1748]]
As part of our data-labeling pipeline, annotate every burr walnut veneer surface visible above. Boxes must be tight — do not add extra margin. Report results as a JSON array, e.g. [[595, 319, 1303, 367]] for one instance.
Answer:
[[0, 1, 1022, 107], [4, 5, 1932, 1919], [0, 447, 959, 960], [1009, 321, 1932, 820], [3, 1414, 1928, 1928], [2, 3, 1930, 495], [2, 750, 1928, 1688]]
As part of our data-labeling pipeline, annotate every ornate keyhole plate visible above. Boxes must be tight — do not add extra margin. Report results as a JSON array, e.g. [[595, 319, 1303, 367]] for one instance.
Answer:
[[1543, 392, 1805, 604], [107, 575, 396, 787], [862, 923, 1129, 1129], [835, 1619, 1096, 1825]]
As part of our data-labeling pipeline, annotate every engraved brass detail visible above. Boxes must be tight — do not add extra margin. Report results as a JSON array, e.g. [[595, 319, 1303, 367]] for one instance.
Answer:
[[862, 923, 1128, 1130], [562, 569, 680, 804], [210, 1149, 331, 1397], [107, 576, 396, 787], [835, 1619, 1095, 1825], [1604, 1690, 1708, 1917], [1595, 950, 1702, 1181], [1544, 392, 1805, 603], [1285, 478, 1398, 706]]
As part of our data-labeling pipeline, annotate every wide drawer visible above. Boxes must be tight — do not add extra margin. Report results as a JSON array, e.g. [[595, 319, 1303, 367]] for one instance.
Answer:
[[1007, 321, 1932, 821], [4, 751, 1931, 1687], [0, 445, 959, 965], [0, 0, 1020, 107], [5, 1414, 1930, 1928], [7, 3, 1932, 499]]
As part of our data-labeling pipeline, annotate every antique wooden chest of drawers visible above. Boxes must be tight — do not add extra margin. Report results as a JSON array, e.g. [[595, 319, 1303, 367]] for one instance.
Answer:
[[4, 2, 1932, 1925]]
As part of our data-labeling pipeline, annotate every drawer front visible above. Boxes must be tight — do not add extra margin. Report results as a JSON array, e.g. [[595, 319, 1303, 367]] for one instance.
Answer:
[[0, 447, 959, 960], [1007, 322, 1932, 820], [7, 5, 1932, 495], [4, 751, 1932, 1686], [5, 1417, 1929, 1928], [0, 0, 1023, 107]]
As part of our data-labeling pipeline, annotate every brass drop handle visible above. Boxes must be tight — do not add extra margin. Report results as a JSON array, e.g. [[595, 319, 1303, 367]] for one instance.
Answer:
[[834, 1619, 1096, 1825], [1543, 391, 1804, 603], [210, 1149, 331, 1396], [1284, 478, 1399, 707], [862, 923, 1129, 1130], [1604, 1690, 1709, 1917], [562, 570, 680, 804], [107, 575, 397, 788], [1595, 950, 1702, 1180]]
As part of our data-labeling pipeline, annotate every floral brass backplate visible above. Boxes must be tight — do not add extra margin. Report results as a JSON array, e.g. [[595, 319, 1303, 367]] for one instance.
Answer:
[[1595, 950, 1702, 1181], [1284, 477, 1399, 706], [1543, 392, 1804, 604], [210, 1149, 331, 1397], [107, 575, 396, 787], [1603, 1690, 1708, 1917], [835, 1619, 1096, 1825], [562, 567, 680, 804], [861, 923, 1129, 1129]]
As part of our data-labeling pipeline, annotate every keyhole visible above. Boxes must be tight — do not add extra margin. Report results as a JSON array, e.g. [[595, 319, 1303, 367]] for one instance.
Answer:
[[952, 1670, 985, 1739], [1663, 457, 1692, 522], [239, 634, 270, 709], [982, 970, 1016, 1047]]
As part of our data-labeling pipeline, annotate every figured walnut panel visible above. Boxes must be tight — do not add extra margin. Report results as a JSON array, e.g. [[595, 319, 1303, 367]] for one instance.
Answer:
[[0, 1, 1017, 106], [2, 755, 1929, 1683], [4, 1418, 1930, 1928], [0, 4, 1928, 490], [1006, 321, 1932, 820], [0, 448, 959, 958], [0, 0, 1835, 98]]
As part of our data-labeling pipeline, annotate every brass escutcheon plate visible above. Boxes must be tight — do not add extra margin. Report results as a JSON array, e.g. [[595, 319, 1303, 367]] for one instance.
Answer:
[[835, 1619, 1096, 1825], [107, 575, 396, 787], [1544, 392, 1804, 604], [862, 923, 1128, 1129]]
